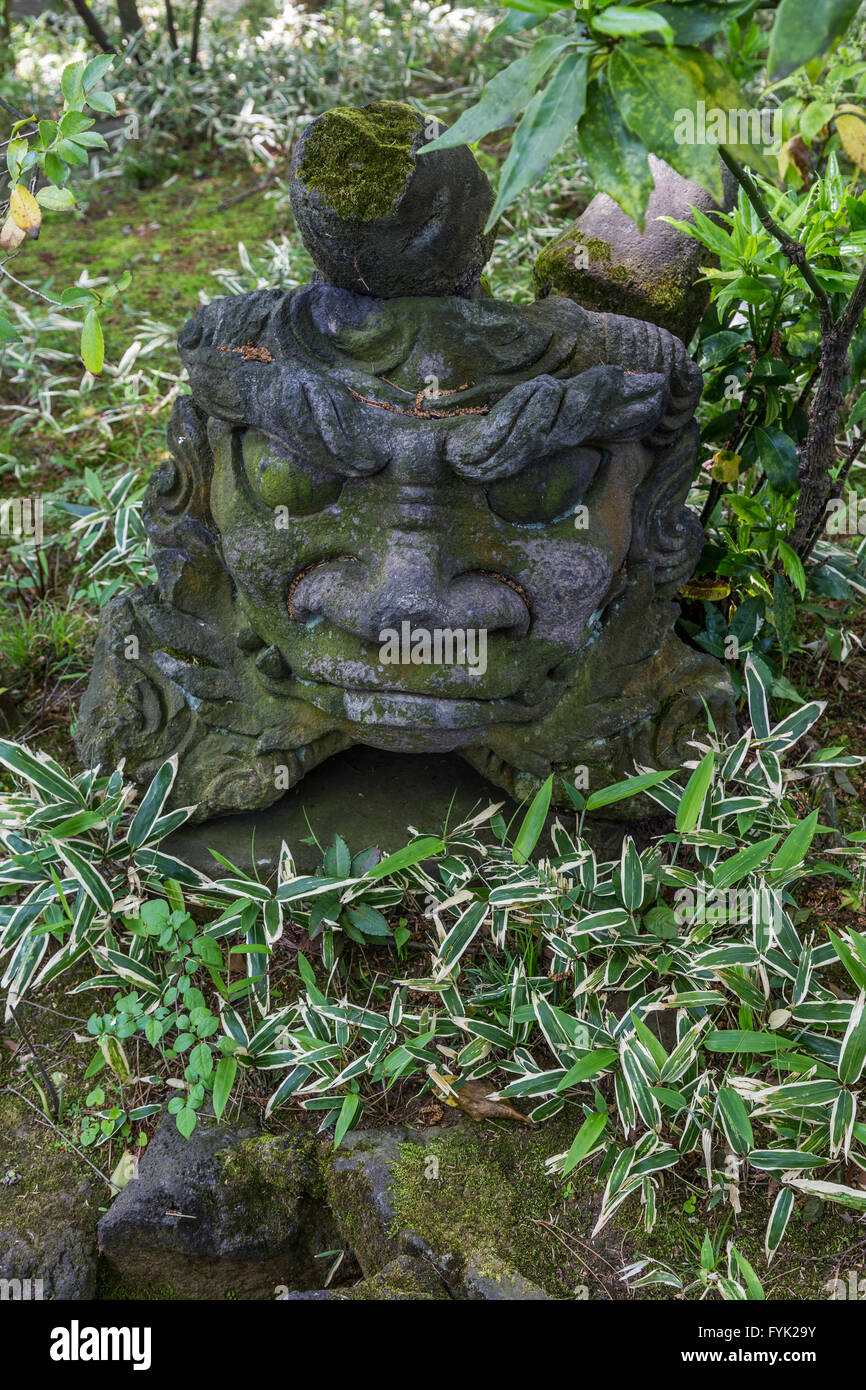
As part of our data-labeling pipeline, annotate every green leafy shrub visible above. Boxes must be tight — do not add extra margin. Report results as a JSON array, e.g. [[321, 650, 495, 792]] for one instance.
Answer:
[[1, 661, 864, 1260]]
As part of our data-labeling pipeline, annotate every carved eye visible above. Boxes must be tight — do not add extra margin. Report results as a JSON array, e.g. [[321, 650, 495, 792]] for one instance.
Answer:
[[486, 448, 605, 525], [241, 430, 343, 514]]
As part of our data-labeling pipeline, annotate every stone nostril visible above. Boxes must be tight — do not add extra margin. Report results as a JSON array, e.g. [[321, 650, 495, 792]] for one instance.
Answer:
[[475, 569, 531, 614], [452, 569, 532, 637], [287, 555, 361, 621]]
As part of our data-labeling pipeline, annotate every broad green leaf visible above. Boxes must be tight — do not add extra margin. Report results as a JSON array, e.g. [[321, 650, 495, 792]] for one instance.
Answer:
[[81, 309, 104, 375], [608, 42, 722, 200], [713, 834, 781, 889], [212, 1055, 237, 1120], [749, 1149, 827, 1170], [82, 54, 114, 91], [585, 768, 673, 811], [128, 756, 179, 849], [768, 0, 863, 80], [60, 59, 86, 105], [830, 1087, 856, 1157], [334, 1092, 361, 1148], [577, 73, 652, 229], [765, 1187, 794, 1263], [744, 656, 770, 739], [717, 1086, 754, 1155], [176, 1106, 197, 1139], [436, 900, 487, 972], [592, 5, 674, 40], [728, 1244, 764, 1300], [35, 184, 75, 212], [705, 1030, 796, 1053], [777, 539, 806, 598], [485, 52, 587, 229], [829, 931, 866, 990], [788, 1177, 866, 1210], [422, 35, 575, 152], [753, 426, 799, 496], [557, 1048, 619, 1091], [562, 1110, 607, 1175], [771, 810, 819, 873], [365, 837, 444, 879], [839, 993, 866, 1085], [100, 1034, 132, 1080], [650, 1, 754, 44]]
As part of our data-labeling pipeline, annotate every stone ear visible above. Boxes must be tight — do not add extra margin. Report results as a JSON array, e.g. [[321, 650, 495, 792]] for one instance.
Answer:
[[533, 155, 737, 345], [142, 395, 227, 612]]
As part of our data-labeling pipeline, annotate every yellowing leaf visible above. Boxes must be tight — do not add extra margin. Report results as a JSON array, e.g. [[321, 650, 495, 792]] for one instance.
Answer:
[[711, 450, 741, 482], [836, 110, 866, 171], [0, 213, 26, 253], [9, 184, 42, 238]]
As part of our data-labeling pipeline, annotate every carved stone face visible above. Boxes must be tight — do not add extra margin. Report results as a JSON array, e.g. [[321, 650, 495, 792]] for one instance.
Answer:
[[76, 101, 735, 820], [206, 378, 649, 754]]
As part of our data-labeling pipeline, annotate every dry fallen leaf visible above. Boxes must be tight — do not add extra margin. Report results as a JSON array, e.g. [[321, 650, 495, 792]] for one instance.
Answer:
[[450, 1079, 532, 1126]]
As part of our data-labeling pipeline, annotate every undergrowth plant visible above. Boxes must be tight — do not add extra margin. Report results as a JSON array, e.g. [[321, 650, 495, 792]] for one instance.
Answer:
[[1, 659, 864, 1262]]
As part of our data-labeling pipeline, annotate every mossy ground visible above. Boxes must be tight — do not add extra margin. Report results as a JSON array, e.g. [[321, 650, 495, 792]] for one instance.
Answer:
[[297, 102, 421, 221], [388, 1121, 861, 1301], [10, 164, 289, 345]]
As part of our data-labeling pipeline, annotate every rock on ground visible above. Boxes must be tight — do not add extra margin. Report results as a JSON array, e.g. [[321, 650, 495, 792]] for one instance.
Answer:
[[0, 1093, 99, 1300], [98, 1117, 351, 1299]]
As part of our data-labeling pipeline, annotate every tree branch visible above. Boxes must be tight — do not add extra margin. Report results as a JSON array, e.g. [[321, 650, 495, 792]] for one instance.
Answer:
[[719, 147, 834, 332], [66, 0, 117, 53]]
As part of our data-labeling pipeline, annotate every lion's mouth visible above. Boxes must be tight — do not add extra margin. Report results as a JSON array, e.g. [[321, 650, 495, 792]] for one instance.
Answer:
[[277, 677, 553, 730]]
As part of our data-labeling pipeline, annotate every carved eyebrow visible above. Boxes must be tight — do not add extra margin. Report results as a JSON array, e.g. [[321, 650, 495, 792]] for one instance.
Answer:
[[444, 367, 668, 483]]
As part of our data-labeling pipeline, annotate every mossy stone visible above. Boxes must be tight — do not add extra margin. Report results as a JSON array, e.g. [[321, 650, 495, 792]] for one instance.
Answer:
[[297, 102, 420, 222]]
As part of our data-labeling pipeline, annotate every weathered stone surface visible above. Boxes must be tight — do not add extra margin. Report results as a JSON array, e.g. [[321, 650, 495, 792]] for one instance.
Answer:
[[0, 1092, 99, 1300], [534, 155, 737, 343], [290, 102, 496, 298], [77, 101, 736, 827], [321, 1121, 557, 1300], [280, 1255, 450, 1301], [98, 1118, 349, 1299]]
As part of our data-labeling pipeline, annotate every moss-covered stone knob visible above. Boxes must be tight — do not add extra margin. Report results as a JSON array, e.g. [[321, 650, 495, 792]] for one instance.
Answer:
[[289, 100, 495, 299]]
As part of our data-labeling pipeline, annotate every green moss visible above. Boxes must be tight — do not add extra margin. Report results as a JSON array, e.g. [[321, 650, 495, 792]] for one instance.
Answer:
[[319, 1140, 402, 1274], [383, 1122, 860, 1300], [533, 225, 701, 339], [11, 164, 294, 358], [534, 229, 625, 298], [298, 102, 421, 221], [340, 1255, 449, 1300], [389, 1123, 589, 1297], [95, 1259, 179, 1301], [219, 1129, 322, 1228]]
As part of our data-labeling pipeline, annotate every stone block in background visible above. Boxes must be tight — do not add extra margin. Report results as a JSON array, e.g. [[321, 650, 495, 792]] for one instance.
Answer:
[[534, 155, 737, 344]]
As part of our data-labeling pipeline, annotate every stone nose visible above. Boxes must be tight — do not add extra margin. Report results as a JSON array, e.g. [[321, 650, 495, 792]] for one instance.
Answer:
[[288, 545, 530, 643]]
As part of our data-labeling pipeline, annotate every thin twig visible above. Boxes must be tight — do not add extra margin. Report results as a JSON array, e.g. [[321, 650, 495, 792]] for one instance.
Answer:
[[10, 1005, 59, 1118]]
